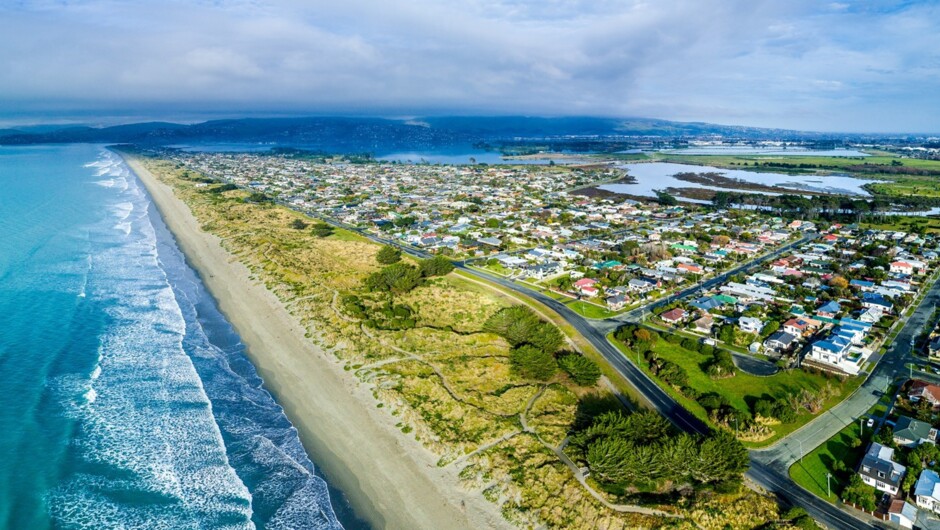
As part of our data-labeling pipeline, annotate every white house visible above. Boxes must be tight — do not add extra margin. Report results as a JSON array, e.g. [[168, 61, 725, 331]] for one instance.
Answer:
[[915, 469, 940, 514], [858, 442, 906, 495]]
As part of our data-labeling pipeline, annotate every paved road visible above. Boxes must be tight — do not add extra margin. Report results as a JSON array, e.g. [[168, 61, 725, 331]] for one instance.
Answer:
[[297, 210, 925, 529]]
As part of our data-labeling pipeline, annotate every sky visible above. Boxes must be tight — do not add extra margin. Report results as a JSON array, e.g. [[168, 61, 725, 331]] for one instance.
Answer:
[[1, 0, 939, 133]]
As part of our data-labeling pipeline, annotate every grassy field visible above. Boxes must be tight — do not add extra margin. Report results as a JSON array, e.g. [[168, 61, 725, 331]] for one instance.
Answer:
[[789, 422, 866, 501], [610, 335, 863, 447], [862, 216, 940, 233], [566, 300, 620, 319]]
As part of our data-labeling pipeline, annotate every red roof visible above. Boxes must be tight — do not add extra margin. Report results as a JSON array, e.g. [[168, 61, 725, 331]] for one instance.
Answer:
[[660, 308, 687, 322], [910, 380, 940, 404], [573, 278, 597, 288]]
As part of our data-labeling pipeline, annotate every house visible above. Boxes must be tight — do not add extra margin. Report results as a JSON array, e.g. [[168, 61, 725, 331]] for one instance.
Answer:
[[910, 380, 940, 410], [783, 318, 812, 337], [628, 278, 657, 293], [764, 330, 798, 352], [738, 316, 764, 334], [888, 499, 917, 529], [891, 261, 915, 275], [857, 442, 906, 495], [606, 294, 628, 311], [693, 314, 714, 334], [676, 263, 704, 275], [893, 415, 937, 448], [916, 469, 940, 514], [573, 278, 598, 290], [808, 333, 853, 368], [660, 308, 687, 325], [861, 292, 893, 313], [816, 300, 841, 319]]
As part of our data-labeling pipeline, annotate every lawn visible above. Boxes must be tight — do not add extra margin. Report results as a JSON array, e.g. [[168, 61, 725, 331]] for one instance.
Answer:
[[789, 422, 866, 501], [610, 335, 864, 447], [862, 216, 940, 234], [567, 300, 620, 319]]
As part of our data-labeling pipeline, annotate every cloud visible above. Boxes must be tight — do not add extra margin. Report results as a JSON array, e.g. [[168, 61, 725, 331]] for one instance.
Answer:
[[0, 0, 938, 132]]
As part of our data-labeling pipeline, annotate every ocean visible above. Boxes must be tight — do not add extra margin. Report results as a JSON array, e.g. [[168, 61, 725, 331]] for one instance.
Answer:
[[0, 144, 362, 529]]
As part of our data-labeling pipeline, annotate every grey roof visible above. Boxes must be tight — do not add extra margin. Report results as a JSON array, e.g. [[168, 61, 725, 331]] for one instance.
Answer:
[[894, 415, 933, 442], [858, 442, 905, 487]]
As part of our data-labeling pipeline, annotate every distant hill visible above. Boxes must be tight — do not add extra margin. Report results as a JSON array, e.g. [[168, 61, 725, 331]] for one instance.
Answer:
[[0, 115, 848, 150]]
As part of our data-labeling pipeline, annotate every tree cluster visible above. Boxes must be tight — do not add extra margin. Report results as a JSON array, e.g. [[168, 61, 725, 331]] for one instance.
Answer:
[[559, 353, 602, 386], [484, 306, 566, 381], [571, 410, 749, 492]]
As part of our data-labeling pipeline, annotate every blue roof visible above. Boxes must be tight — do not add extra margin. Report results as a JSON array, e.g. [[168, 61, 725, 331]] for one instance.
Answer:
[[862, 292, 893, 307], [818, 301, 841, 314], [851, 279, 875, 288], [690, 296, 723, 311], [916, 469, 940, 498]]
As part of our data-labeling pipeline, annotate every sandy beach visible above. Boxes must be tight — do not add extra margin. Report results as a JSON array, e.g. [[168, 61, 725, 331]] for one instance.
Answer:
[[122, 152, 511, 530]]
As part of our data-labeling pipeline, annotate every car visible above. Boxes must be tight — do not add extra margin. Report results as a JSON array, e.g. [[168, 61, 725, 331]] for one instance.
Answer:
[[866, 418, 874, 428]]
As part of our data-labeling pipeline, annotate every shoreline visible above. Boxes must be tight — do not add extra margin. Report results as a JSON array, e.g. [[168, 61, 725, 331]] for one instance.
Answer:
[[120, 151, 510, 530]]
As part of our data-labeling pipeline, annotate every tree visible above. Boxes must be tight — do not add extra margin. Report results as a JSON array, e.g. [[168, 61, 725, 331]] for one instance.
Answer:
[[483, 306, 564, 353], [311, 222, 334, 237], [364, 263, 422, 293], [842, 474, 877, 511], [376, 245, 402, 265], [829, 275, 849, 290], [655, 190, 678, 206], [510, 344, 557, 381], [289, 218, 309, 230], [419, 255, 455, 277], [760, 320, 780, 340], [559, 353, 602, 386]]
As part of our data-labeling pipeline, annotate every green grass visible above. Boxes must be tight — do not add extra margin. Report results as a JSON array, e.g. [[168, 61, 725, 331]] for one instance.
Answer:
[[789, 422, 866, 501], [862, 216, 940, 233], [609, 335, 863, 447], [567, 300, 619, 319]]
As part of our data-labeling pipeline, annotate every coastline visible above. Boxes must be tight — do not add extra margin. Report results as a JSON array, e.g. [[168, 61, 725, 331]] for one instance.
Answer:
[[120, 151, 511, 530]]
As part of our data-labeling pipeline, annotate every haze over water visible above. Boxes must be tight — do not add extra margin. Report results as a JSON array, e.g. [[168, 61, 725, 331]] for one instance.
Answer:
[[0, 144, 352, 529]]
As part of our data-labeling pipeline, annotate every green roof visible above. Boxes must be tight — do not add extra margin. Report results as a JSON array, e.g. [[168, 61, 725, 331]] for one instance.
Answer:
[[670, 244, 697, 252], [714, 294, 737, 304]]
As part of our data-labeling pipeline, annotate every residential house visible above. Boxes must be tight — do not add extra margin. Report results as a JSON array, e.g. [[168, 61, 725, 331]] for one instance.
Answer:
[[857, 442, 906, 495], [660, 308, 687, 325], [910, 380, 940, 410], [816, 300, 841, 319], [891, 261, 915, 275], [764, 330, 798, 352], [606, 294, 628, 311], [693, 314, 714, 334], [738, 316, 764, 334], [916, 469, 940, 514], [783, 318, 813, 337], [893, 415, 937, 448], [861, 292, 893, 313]]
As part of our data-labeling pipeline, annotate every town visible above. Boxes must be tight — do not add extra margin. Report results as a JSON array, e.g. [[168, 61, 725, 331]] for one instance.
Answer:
[[160, 147, 940, 528]]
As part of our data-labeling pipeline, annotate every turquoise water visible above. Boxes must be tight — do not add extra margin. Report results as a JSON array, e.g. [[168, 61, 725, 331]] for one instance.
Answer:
[[0, 145, 360, 529]]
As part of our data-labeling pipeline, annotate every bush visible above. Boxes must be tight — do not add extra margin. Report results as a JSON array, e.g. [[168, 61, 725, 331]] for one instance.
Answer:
[[419, 255, 455, 277], [681, 338, 699, 352], [289, 218, 310, 230], [312, 222, 334, 237], [559, 353, 602, 386], [665, 333, 682, 344], [364, 263, 422, 293], [483, 306, 564, 353], [510, 344, 558, 381], [376, 245, 402, 264]]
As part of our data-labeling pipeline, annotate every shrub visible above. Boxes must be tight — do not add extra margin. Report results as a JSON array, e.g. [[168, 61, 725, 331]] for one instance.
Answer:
[[419, 255, 455, 277], [376, 245, 402, 264], [483, 306, 564, 353], [364, 263, 422, 293], [311, 222, 334, 237], [289, 218, 309, 230], [559, 353, 602, 386], [510, 344, 557, 381]]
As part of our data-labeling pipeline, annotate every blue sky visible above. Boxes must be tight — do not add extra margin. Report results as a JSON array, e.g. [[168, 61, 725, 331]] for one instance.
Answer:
[[1, 0, 939, 132]]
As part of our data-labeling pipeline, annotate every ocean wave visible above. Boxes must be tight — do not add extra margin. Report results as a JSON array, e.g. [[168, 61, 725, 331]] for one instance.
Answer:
[[50, 151, 256, 529]]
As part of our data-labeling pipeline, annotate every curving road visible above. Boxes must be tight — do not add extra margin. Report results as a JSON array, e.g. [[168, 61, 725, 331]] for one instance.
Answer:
[[294, 207, 906, 528]]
